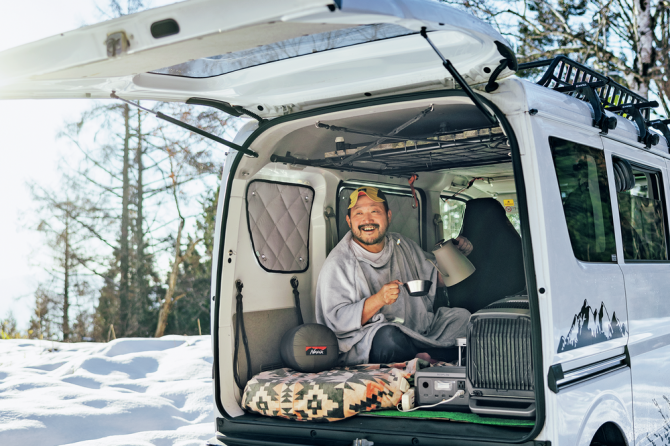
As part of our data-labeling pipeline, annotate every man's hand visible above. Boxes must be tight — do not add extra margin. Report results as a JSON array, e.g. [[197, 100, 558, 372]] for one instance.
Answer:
[[454, 235, 473, 256], [375, 280, 402, 305], [361, 280, 402, 325]]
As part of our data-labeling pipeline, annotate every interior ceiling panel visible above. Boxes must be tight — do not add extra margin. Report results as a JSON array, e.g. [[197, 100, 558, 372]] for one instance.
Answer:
[[273, 101, 495, 160]]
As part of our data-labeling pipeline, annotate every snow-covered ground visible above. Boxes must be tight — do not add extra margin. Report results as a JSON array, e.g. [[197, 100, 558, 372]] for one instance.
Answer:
[[0, 336, 216, 446]]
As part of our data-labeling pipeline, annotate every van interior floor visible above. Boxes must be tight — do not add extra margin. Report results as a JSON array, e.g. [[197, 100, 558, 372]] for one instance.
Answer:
[[361, 410, 535, 427]]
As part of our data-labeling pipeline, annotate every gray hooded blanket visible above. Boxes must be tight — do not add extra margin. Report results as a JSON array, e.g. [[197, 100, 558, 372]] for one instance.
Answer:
[[315, 231, 470, 365]]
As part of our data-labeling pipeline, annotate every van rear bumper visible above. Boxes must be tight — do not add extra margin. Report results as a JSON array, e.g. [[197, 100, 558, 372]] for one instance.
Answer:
[[214, 416, 546, 446]]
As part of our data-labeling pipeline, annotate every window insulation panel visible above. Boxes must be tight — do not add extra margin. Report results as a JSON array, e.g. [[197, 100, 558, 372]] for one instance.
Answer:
[[246, 180, 315, 273]]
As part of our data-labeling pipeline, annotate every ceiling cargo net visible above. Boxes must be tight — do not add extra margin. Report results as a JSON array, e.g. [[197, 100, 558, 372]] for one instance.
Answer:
[[271, 102, 509, 177]]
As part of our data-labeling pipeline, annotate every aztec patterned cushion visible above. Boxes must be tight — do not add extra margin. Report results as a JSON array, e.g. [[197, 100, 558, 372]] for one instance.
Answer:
[[242, 358, 438, 422]]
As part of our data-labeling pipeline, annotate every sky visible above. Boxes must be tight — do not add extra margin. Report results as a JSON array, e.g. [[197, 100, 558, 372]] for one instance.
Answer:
[[0, 0, 182, 330]]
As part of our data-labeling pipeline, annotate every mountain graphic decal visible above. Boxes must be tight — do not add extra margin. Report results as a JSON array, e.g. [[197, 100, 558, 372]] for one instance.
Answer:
[[557, 299, 627, 353]]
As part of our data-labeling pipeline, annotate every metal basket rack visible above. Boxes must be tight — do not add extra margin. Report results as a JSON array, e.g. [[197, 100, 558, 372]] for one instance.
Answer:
[[519, 56, 670, 148]]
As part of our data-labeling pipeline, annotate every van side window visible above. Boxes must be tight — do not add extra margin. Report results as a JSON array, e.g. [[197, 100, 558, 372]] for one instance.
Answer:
[[440, 198, 466, 240], [440, 196, 521, 239], [614, 159, 669, 261], [549, 137, 617, 262]]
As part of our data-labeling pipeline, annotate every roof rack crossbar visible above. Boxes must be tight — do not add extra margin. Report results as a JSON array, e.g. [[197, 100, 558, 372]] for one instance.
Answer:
[[519, 56, 669, 146], [650, 119, 670, 144], [554, 80, 617, 134], [607, 101, 660, 148]]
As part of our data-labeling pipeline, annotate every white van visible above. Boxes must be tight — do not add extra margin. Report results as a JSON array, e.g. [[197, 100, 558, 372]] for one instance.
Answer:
[[3, 1, 670, 445]]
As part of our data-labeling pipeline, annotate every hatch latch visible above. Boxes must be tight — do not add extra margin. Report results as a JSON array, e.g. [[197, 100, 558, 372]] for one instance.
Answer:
[[106, 31, 129, 57]]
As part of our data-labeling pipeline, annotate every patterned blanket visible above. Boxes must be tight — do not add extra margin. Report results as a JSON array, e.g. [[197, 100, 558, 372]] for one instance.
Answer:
[[242, 358, 443, 422]]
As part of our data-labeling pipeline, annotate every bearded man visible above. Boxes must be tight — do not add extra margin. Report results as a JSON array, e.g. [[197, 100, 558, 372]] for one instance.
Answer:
[[315, 186, 473, 366]]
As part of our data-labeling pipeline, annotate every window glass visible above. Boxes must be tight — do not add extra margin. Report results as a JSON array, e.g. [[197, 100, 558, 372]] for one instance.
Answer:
[[549, 137, 617, 262], [441, 199, 466, 240], [441, 197, 521, 239], [151, 24, 415, 78], [616, 161, 668, 261]]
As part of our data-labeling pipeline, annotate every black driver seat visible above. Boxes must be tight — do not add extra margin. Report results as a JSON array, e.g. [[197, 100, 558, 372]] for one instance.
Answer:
[[446, 198, 526, 313]]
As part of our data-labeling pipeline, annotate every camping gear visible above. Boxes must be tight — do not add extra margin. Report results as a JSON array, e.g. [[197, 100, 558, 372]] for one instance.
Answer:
[[403, 280, 433, 297], [242, 359, 432, 422], [415, 366, 469, 410], [467, 295, 535, 418], [279, 323, 339, 373]]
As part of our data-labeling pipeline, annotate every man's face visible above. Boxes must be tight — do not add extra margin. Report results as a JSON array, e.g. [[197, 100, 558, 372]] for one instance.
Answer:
[[346, 194, 391, 249]]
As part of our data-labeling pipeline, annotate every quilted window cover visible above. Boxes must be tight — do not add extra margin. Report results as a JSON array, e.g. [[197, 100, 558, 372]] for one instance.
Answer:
[[246, 180, 315, 273], [242, 358, 441, 422]]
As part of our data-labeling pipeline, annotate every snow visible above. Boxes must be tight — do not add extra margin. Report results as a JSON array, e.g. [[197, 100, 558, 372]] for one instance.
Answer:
[[0, 336, 216, 446]]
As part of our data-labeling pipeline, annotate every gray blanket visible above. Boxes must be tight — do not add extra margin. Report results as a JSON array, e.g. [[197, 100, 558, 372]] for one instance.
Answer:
[[315, 231, 470, 365]]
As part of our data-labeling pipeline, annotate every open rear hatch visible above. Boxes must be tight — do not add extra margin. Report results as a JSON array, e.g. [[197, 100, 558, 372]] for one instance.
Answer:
[[0, 0, 515, 115]]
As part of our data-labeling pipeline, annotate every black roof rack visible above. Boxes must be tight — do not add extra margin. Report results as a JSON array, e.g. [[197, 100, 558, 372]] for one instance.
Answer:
[[518, 56, 666, 148]]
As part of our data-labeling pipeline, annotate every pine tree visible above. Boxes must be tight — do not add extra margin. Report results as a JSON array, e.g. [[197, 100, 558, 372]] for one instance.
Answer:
[[165, 188, 219, 336]]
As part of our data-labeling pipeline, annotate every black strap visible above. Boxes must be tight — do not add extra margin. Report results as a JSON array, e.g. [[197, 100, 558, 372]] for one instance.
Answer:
[[290, 276, 304, 326], [233, 280, 252, 389]]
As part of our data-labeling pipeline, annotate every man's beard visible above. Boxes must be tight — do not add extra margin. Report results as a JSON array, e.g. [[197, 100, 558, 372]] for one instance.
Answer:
[[352, 223, 387, 246]]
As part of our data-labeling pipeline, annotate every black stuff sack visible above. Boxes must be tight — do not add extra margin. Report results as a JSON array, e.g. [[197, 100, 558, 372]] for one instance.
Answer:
[[280, 324, 338, 373]]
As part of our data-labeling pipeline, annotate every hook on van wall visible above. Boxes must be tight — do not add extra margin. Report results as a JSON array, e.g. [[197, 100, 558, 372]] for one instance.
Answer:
[[408, 174, 419, 209]]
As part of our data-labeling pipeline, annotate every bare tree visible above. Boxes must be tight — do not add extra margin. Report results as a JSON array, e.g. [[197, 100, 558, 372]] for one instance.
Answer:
[[444, 0, 670, 106], [29, 173, 108, 341], [58, 98, 231, 339]]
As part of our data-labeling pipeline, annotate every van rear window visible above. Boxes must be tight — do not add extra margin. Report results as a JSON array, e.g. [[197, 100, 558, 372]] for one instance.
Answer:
[[549, 137, 617, 262], [151, 24, 415, 78], [614, 160, 668, 261]]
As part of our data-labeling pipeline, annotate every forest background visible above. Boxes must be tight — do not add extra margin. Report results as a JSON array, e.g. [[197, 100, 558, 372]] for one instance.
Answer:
[[3, 0, 670, 341]]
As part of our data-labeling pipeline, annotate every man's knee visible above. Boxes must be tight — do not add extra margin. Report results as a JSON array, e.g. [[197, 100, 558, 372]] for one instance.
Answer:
[[376, 325, 408, 344], [369, 325, 415, 363]]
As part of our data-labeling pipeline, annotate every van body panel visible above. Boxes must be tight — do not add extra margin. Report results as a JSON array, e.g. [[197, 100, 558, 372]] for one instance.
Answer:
[[0, 0, 513, 115], [557, 369, 633, 446], [526, 115, 629, 365], [603, 138, 670, 446], [505, 84, 634, 445], [489, 86, 552, 444]]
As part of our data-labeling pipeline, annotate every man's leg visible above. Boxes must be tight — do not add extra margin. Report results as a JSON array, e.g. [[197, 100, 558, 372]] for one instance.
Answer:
[[369, 325, 418, 363], [421, 347, 459, 363]]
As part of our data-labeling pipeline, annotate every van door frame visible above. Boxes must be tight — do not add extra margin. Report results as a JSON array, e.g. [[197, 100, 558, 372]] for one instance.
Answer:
[[601, 136, 670, 446], [211, 89, 546, 445]]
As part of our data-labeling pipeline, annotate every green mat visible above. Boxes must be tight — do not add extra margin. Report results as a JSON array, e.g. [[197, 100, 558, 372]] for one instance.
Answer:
[[363, 410, 535, 427]]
